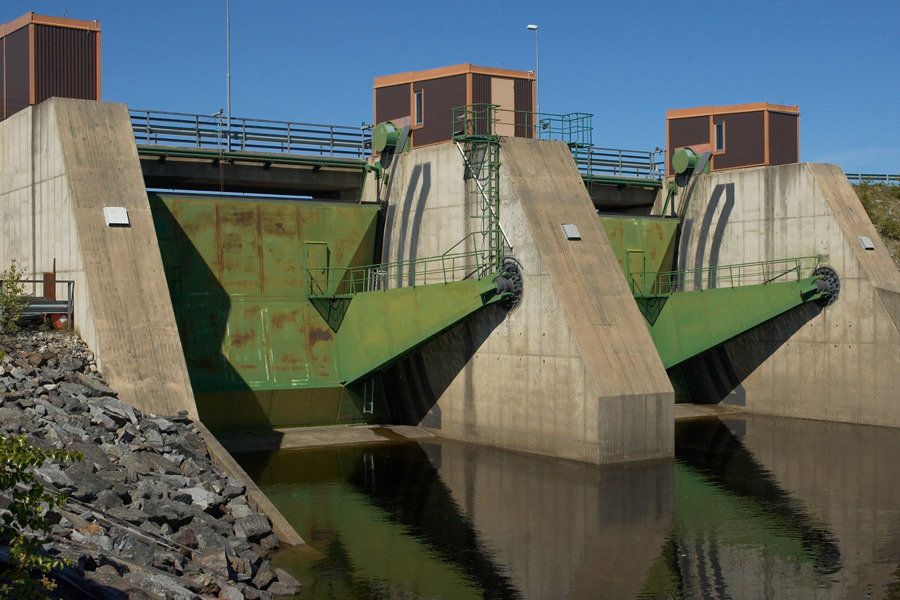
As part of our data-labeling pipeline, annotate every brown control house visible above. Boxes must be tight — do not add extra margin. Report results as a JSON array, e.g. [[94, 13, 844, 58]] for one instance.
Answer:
[[666, 102, 799, 176], [0, 12, 101, 121], [374, 63, 535, 149]]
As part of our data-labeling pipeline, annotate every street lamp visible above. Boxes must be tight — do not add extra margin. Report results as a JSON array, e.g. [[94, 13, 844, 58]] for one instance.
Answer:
[[527, 24, 539, 137]]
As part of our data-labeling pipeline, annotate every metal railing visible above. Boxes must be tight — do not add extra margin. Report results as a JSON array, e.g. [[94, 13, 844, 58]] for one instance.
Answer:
[[19, 279, 74, 329], [628, 257, 821, 297], [130, 109, 372, 158], [451, 104, 593, 148], [844, 173, 899, 185], [574, 146, 666, 180], [307, 232, 501, 298]]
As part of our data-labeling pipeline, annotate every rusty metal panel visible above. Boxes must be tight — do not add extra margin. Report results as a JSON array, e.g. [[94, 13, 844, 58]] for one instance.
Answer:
[[514, 77, 533, 138], [712, 111, 764, 170], [217, 204, 261, 294], [3, 26, 31, 119], [769, 111, 798, 165], [149, 193, 380, 396], [261, 203, 303, 295], [33, 24, 98, 103], [375, 83, 410, 124], [667, 116, 708, 175], [413, 74, 466, 147]]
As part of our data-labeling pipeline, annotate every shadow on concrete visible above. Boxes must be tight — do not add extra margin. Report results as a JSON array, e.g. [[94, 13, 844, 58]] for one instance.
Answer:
[[379, 303, 508, 427], [668, 301, 822, 405]]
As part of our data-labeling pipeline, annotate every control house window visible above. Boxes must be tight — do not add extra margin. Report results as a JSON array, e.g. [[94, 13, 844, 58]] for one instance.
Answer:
[[414, 89, 424, 126], [714, 121, 725, 152]]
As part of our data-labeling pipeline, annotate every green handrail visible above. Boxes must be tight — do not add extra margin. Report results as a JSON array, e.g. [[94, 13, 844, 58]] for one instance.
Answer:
[[307, 232, 503, 298], [451, 104, 592, 147], [628, 257, 822, 297]]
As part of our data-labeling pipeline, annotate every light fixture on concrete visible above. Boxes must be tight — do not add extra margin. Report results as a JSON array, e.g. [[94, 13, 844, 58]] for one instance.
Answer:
[[104, 206, 130, 227], [858, 236, 875, 250], [561, 223, 581, 240]]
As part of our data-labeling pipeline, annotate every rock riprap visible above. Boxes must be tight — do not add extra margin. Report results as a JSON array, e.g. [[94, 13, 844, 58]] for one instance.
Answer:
[[0, 331, 302, 599]]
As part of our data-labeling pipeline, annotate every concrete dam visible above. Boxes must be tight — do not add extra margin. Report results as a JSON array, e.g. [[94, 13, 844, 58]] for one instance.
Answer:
[[1, 97, 898, 466]]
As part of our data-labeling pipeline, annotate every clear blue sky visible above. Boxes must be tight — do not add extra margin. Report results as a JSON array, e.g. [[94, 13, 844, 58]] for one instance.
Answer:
[[4, 0, 898, 173]]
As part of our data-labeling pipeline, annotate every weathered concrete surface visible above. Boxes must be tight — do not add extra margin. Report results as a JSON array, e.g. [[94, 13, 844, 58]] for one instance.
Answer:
[[0, 98, 197, 418], [663, 163, 900, 426], [369, 138, 674, 464], [215, 424, 435, 454]]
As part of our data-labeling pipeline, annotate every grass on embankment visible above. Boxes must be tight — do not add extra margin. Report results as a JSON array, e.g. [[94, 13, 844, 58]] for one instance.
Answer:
[[854, 182, 900, 269]]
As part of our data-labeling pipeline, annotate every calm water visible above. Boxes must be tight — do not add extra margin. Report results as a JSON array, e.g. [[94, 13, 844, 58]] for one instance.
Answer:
[[235, 415, 900, 599]]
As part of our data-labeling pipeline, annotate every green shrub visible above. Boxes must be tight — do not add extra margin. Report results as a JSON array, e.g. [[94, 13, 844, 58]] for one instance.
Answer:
[[0, 436, 83, 599], [0, 261, 28, 334]]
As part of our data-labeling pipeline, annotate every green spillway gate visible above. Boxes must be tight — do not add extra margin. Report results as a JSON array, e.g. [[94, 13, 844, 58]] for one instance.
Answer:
[[150, 193, 515, 432], [599, 216, 836, 370]]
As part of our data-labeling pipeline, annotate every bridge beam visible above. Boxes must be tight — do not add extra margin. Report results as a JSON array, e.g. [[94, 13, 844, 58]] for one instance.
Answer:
[[138, 148, 366, 199]]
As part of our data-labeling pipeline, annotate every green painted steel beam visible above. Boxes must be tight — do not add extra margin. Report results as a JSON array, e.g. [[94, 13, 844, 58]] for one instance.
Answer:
[[645, 276, 825, 369], [583, 174, 663, 188], [332, 276, 507, 385]]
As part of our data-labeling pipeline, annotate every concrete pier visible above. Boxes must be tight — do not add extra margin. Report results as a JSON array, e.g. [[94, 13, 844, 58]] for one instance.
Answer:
[[0, 98, 196, 418], [663, 163, 900, 425], [370, 137, 674, 464]]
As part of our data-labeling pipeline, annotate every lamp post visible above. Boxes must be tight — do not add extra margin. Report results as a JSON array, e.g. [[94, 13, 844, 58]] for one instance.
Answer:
[[527, 24, 539, 137], [226, 0, 232, 151]]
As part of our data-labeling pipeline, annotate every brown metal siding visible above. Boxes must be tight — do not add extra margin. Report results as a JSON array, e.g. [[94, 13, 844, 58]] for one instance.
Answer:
[[768, 111, 798, 165], [514, 77, 533, 138], [712, 111, 765, 170], [33, 24, 98, 103], [471, 73, 491, 136], [375, 83, 410, 124], [4, 26, 31, 119], [667, 115, 708, 175], [413, 74, 466, 147], [0, 39, 4, 118]]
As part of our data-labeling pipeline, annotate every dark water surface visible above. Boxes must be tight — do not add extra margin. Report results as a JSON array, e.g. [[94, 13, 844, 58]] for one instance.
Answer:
[[235, 415, 900, 599]]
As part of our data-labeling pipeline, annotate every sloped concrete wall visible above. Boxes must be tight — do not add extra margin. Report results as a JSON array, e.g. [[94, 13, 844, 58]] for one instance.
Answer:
[[372, 139, 674, 464], [667, 163, 900, 425], [0, 98, 197, 418]]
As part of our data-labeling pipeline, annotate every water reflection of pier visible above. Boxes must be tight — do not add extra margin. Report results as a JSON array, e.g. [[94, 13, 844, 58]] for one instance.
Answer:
[[236, 414, 900, 598]]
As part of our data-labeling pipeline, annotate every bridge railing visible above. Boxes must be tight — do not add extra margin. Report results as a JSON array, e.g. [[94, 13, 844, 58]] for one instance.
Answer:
[[574, 146, 666, 180], [844, 173, 900, 185], [130, 109, 372, 158], [629, 256, 821, 297]]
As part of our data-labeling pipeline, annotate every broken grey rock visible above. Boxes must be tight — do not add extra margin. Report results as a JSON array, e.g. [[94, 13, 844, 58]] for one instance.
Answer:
[[124, 571, 201, 600], [178, 486, 224, 511], [233, 514, 272, 543]]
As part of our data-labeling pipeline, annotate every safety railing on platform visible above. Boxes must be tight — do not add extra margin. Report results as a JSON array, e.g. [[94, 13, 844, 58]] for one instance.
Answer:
[[307, 232, 500, 298], [574, 146, 666, 180], [844, 173, 900, 185], [628, 257, 821, 297], [451, 104, 593, 148], [130, 109, 372, 158], [19, 279, 74, 329]]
